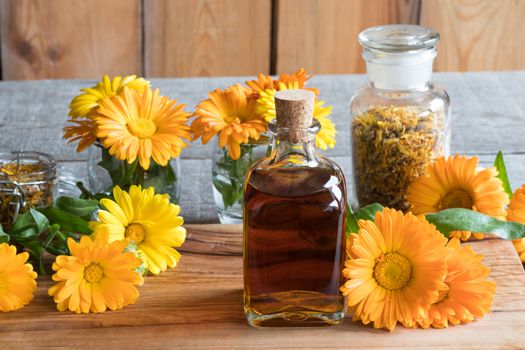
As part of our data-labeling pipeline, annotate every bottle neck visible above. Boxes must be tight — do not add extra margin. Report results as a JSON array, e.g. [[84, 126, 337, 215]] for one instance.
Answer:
[[268, 121, 320, 166]]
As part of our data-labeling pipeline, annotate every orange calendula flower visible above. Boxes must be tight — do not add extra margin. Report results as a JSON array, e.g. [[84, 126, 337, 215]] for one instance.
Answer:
[[0, 243, 37, 312], [94, 87, 191, 170], [256, 82, 336, 150], [245, 68, 319, 98], [419, 238, 496, 328], [407, 155, 509, 241], [507, 184, 525, 262], [245, 73, 276, 94], [278, 68, 309, 86], [49, 234, 143, 313], [341, 208, 448, 331], [191, 84, 267, 160], [512, 238, 525, 263], [63, 118, 98, 152], [69, 74, 150, 118]]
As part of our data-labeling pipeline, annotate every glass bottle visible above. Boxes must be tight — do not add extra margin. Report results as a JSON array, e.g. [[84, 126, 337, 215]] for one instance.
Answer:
[[243, 90, 347, 327], [350, 25, 451, 211]]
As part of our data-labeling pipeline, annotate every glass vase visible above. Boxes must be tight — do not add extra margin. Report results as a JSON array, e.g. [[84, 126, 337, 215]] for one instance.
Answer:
[[87, 146, 181, 203], [212, 140, 270, 224]]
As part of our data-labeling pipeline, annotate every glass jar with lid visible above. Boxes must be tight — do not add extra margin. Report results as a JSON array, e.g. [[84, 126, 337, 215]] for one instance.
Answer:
[[350, 24, 450, 211]]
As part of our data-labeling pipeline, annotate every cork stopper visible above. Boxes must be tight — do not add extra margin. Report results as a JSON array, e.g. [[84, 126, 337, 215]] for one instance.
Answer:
[[274, 89, 315, 143]]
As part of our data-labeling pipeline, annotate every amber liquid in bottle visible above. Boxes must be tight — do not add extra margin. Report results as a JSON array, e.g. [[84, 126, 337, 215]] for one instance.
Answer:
[[244, 164, 346, 327]]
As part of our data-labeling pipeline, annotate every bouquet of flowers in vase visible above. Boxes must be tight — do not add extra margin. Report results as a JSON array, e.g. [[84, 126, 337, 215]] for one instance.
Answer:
[[63, 75, 191, 203], [190, 68, 337, 223]]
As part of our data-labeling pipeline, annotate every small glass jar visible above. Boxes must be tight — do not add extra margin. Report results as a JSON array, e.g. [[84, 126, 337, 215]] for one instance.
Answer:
[[0, 151, 58, 229], [350, 25, 451, 211]]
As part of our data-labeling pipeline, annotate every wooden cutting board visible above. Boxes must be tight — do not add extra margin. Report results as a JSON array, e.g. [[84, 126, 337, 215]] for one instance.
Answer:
[[1, 224, 524, 349]]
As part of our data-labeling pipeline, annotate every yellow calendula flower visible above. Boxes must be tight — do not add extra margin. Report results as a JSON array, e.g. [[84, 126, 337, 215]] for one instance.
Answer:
[[48, 234, 143, 313], [341, 208, 448, 331], [94, 87, 191, 170], [0, 243, 37, 312], [89, 185, 186, 275], [69, 74, 150, 118], [256, 83, 336, 150], [191, 84, 268, 160], [407, 155, 509, 241], [419, 238, 496, 328], [507, 184, 525, 263]]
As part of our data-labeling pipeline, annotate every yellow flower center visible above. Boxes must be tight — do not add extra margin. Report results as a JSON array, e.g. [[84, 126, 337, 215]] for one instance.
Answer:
[[441, 189, 473, 209], [84, 263, 104, 283], [125, 223, 146, 243], [127, 119, 157, 138], [373, 253, 412, 290]]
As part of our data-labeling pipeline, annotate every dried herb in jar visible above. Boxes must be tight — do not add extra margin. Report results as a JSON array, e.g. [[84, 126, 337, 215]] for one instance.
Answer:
[[0, 182, 24, 231], [0, 153, 57, 230], [352, 106, 444, 211]]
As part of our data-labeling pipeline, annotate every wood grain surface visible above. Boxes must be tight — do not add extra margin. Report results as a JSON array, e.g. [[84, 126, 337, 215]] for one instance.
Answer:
[[0, 224, 523, 349], [0, 0, 142, 80], [144, 0, 271, 77], [274, 0, 419, 74], [421, 0, 525, 72]]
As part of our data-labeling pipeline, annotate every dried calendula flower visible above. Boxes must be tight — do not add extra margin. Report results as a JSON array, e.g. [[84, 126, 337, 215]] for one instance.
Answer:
[[352, 106, 444, 211], [0, 186, 23, 231]]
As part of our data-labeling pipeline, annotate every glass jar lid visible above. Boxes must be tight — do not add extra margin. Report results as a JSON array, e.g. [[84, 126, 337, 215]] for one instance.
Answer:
[[359, 25, 439, 53]]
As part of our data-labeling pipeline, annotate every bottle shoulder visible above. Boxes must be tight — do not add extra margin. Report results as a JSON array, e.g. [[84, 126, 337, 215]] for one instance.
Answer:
[[246, 156, 346, 197], [250, 156, 344, 176]]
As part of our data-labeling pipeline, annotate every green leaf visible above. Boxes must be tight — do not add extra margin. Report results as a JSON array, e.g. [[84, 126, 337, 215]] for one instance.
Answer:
[[0, 225, 9, 243], [38, 207, 92, 234], [10, 209, 49, 241], [355, 203, 384, 222], [29, 209, 49, 233], [54, 196, 98, 217], [346, 203, 384, 236], [425, 208, 525, 239], [346, 204, 359, 236], [23, 239, 46, 275], [494, 151, 513, 199]]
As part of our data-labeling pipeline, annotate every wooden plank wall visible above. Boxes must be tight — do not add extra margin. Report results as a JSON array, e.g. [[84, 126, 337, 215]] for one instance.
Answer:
[[275, 0, 420, 74], [420, 0, 525, 72], [144, 0, 271, 77], [0, 0, 142, 80], [1, 0, 525, 80]]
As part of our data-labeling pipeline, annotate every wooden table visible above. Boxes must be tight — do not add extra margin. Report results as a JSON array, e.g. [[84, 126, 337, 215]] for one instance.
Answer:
[[1, 72, 525, 223], [0, 225, 524, 349]]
